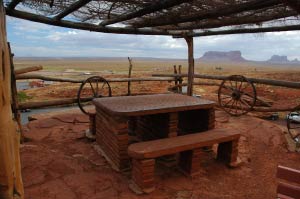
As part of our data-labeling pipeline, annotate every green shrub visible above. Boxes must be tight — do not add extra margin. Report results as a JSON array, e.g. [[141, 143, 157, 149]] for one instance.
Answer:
[[17, 91, 32, 102]]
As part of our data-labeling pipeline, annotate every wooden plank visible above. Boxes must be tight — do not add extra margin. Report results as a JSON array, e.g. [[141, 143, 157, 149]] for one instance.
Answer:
[[277, 165, 300, 184], [277, 181, 300, 199], [128, 129, 240, 159]]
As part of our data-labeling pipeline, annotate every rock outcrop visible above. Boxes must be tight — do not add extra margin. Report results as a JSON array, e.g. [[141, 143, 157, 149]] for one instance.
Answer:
[[199, 51, 246, 62]]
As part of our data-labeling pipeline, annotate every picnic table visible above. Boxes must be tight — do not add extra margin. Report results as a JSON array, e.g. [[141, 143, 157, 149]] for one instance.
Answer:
[[93, 93, 216, 171]]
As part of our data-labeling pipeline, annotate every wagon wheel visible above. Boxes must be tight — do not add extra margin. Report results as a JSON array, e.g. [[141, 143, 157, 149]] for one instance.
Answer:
[[77, 76, 112, 115], [218, 75, 256, 116], [287, 107, 300, 144]]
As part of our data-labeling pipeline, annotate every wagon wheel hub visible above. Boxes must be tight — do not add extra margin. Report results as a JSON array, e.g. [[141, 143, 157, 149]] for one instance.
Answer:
[[231, 90, 241, 100]]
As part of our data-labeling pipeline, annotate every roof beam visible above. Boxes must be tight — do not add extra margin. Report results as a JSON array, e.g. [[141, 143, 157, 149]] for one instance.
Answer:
[[54, 0, 92, 20], [5, 8, 179, 36], [282, 0, 300, 13], [173, 24, 300, 37], [99, 0, 192, 26], [165, 11, 296, 30], [7, 0, 22, 10], [132, 0, 283, 28]]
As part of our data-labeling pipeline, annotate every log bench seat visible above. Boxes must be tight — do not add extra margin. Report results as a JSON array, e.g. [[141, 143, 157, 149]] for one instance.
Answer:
[[128, 129, 240, 193]]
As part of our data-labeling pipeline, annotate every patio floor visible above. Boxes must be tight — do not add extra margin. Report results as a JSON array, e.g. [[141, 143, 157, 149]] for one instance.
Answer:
[[21, 109, 299, 199]]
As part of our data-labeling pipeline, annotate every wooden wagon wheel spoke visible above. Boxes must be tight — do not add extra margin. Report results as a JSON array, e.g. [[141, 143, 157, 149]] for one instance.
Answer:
[[88, 80, 97, 97], [218, 75, 256, 116], [77, 76, 112, 115]]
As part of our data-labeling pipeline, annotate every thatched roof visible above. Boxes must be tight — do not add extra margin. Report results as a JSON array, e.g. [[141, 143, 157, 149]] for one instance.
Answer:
[[3, 0, 300, 37]]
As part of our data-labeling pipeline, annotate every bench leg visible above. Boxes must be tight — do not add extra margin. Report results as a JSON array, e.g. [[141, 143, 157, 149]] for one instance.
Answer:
[[178, 148, 202, 176], [217, 139, 239, 167], [131, 159, 155, 193]]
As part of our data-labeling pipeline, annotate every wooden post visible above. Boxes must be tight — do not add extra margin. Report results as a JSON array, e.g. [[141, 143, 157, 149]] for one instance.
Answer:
[[8, 43, 24, 143], [178, 65, 183, 93], [184, 36, 194, 96], [127, 57, 133, 96], [0, 0, 24, 198], [173, 65, 178, 92]]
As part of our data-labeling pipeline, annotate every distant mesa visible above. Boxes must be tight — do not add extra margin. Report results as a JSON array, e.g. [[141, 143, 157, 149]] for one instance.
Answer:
[[198, 51, 246, 62], [267, 55, 288, 63], [267, 55, 300, 64]]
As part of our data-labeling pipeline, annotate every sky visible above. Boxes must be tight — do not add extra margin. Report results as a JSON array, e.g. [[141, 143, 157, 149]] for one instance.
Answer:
[[6, 16, 300, 61]]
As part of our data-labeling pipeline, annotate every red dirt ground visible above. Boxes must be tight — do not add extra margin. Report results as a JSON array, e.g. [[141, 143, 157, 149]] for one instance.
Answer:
[[21, 110, 300, 199]]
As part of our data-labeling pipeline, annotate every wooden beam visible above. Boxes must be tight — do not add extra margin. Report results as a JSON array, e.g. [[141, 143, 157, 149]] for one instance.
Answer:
[[152, 73, 300, 89], [16, 73, 176, 83], [100, 0, 192, 26], [166, 11, 295, 30], [14, 65, 43, 75], [282, 0, 300, 13], [132, 0, 283, 28], [6, 0, 22, 10], [18, 97, 93, 110], [173, 24, 300, 37], [5, 8, 178, 36], [54, 0, 92, 20], [184, 36, 194, 96]]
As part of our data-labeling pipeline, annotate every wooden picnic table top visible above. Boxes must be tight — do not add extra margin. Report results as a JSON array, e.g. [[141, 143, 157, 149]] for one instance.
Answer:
[[93, 93, 215, 116]]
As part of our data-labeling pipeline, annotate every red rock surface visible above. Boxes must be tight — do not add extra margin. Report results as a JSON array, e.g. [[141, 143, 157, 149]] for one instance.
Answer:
[[21, 110, 299, 199]]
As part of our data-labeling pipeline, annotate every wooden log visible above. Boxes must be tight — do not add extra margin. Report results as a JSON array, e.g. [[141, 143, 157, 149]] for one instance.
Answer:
[[18, 97, 93, 110], [185, 36, 194, 96], [6, 0, 22, 10], [127, 57, 133, 96], [54, 0, 92, 20], [152, 73, 300, 89], [16, 74, 176, 83], [173, 65, 178, 90], [5, 8, 178, 36], [0, 1, 24, 198], [173, 24, 300, 38], [132, 0, 282, 28], [99, 0, 191, 26], [178, 65, 183, 93], [14, 65, 43, 75], [8, 42, 24, 143]]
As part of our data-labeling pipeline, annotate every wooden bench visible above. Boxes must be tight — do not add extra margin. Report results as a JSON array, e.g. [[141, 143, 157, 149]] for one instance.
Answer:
[[277, 165, 300, 199], [128, 129, 240, 193]]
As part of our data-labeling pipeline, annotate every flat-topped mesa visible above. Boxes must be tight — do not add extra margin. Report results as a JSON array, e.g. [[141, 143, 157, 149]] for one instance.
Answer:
[[199, 51, 246, 62]]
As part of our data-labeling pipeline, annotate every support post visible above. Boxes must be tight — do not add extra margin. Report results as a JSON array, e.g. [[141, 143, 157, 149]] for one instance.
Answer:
[[178, 65, 183, 93], [0, 0, 24, 198], [184, 36, 194, 96], [127, 57, 133, 96]]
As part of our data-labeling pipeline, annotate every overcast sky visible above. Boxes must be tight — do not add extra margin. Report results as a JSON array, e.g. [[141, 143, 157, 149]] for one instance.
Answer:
[[6, 16, 300, 61]]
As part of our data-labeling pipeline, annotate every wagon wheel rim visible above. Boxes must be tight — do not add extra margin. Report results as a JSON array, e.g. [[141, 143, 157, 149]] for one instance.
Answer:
[[218, 75, 257, 116], [287, 108, 300, 143], [77, 76, 112, 115]]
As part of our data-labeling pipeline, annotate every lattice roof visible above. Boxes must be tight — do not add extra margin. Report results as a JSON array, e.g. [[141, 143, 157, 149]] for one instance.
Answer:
[[3, 0, 300, 37]]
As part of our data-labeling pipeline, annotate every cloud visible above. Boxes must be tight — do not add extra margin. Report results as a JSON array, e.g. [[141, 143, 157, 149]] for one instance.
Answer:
[[6, 17, 300, 60]]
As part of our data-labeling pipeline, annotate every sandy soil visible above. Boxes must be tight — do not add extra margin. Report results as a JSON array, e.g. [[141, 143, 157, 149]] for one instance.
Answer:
[[21, 110, 299, 199]]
